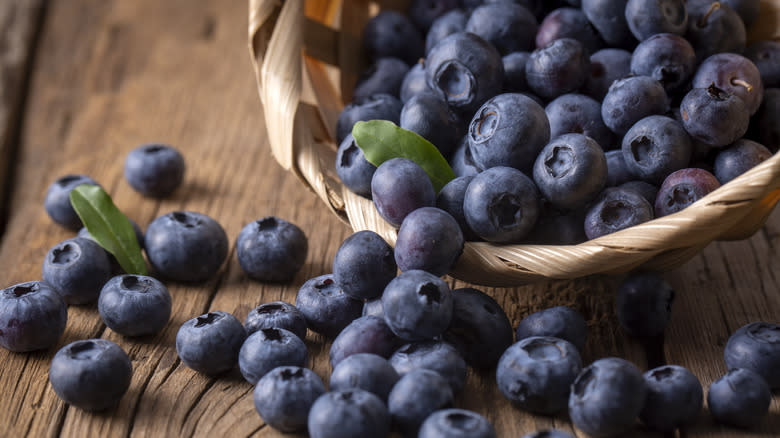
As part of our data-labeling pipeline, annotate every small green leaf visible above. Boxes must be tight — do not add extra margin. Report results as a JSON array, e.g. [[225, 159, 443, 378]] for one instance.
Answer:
[[69, 185, 148, 276], [352, 120, 455, 192]]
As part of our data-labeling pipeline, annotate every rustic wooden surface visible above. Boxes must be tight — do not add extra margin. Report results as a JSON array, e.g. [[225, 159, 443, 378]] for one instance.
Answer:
[[0, 0, 777, 437], [0, 0, 45, 234]]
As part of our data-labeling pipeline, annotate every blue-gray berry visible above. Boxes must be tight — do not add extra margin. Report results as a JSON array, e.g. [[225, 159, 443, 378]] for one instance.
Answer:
[[0, 281, 67, 352], [49, 339, 132, 411], [98, 274, 171, 337]]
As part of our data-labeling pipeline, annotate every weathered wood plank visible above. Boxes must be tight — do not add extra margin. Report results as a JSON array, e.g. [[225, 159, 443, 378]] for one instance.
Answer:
[[0, 0, 46, 236], [0, 0, 777, 437]]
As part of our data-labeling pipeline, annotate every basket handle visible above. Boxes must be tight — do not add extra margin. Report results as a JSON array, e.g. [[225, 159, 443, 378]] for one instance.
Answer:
[[249, 0, 351, 223], [249, 0, 302, 173]]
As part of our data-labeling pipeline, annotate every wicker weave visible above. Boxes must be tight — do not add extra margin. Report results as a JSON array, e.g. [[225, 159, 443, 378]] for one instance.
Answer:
[[248, 0, 780, 287]]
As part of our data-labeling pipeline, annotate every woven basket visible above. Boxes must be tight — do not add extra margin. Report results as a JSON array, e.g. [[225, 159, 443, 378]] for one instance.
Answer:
[[248, 0, 780, 287]]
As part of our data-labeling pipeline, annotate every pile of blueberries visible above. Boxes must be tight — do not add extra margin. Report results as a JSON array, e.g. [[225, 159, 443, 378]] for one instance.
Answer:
[[0, 144, 310, 412], [335, 0, 779, 246]]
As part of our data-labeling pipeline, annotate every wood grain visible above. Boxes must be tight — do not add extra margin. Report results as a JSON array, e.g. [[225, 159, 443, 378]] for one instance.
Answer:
[[0, 0, 45, 234], [0, 0, 777, 437]]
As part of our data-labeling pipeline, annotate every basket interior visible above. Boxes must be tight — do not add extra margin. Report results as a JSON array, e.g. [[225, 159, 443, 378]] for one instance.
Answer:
[[270, 0, 780, 285]]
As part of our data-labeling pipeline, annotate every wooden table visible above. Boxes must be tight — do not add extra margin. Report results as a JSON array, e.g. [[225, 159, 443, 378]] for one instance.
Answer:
[[0, 1, 777, 436]]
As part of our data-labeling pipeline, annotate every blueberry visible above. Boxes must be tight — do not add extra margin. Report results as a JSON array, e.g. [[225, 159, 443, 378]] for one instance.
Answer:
[[625, 0, 688, 41], [400, 62, 430, 102], [693, 53, 764, 116], [640, 365, 703, 431], [724, 321, 780, 389], [545, 94, 614, 151], [0, 281, 67, 352], [44, 174, 99, 230], [394, 207, 464, 276], [329, 353, 400, 401], [332, 231, 395, 300], [389, 341, 467, 394], [630, 33, 696, 94], [707, 368, 771, 428], [425, 32, 504, 116], [382, 270, 453, 342], [388, 369, 455, 434], [400, 92, 463, 158], [144, 211, 228, 282], [124, 143, 185, 198], [352, 57, 409, 101], [751, 88, 779, 151], [581, 0, 637, 48], [244, 301, 307, 339], [98, 274, 171, 337], [419, 409, 496, 438], [236, 216, 307, 283], [329, 315, 401, 368], [584, 48, 632, 101], [601, 76, 668, 136], [175, 311, 246, 375], [680, 85, 749, 148], [686, 1, 746, 61], [525, 204, 588, 245], [295, 274, 362, 338], [568, 357, 647, 437], [465, 3, 538, 55], [424, 9, 468, 56], [335, 133, 376, 198], [605, 150, 634, 187], [467, 93, 550, 171], [536, 7, 602, 54], [238, 327, 308, 385], [521, 430, 574, 438], [619, 180, 659, 205], [42, 237, 112, 304], [515, 306, 587, 353], [449, 136, 482, 178], [616, 272, 674, 337], [362, 11, 423, 65], [745, 40, 780, 88], [362, 298, 383, 318], [253, 366, 325, 433], [408, 0, 459, 32], [371, 157, 436, 227], [308, 389, 390, 438], [526, 38, 590, 100], [502, 51, 531, 93], [621, 115, 692, 185], [533, 133, 607, 211], [436, 176, 477, 240], [336, 94, 403, 143], [496, 336, 582, 414], [584, 187, 654, 239], [714, 139, 773, 184], [442, 287, 513, 369], [463, 166, 540, 243], [49, 339, 132, 411], [654, 168, 721, 217]]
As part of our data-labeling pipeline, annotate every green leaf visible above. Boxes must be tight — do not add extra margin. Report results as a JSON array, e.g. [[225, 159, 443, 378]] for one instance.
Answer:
[[352, 120, 455, 193], [69, 185, 148, 276]]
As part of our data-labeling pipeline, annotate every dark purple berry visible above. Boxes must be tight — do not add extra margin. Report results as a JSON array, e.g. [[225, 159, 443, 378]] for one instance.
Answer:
[[654, 168, 721, 217], [394, 207, 464, 276]]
